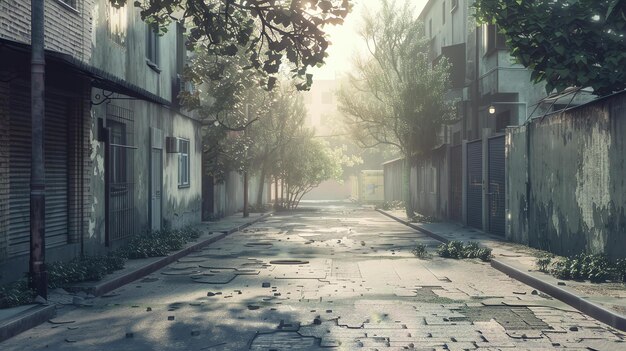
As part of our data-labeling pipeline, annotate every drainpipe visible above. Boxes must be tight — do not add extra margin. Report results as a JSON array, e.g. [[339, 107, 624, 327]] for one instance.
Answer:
[[30, 0, 47, 299]]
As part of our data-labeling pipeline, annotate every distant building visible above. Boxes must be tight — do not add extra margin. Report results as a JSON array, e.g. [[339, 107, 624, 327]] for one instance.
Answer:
[[302, 79, 339, 137]]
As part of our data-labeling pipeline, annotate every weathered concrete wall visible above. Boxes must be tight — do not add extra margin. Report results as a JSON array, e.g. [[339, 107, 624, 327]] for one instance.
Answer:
[[507, 92, 626, 259], [212, 172, 265, 218], [383, 159, 404, 203], [411, 148, 449, 218], [302, 179, 352, 201]]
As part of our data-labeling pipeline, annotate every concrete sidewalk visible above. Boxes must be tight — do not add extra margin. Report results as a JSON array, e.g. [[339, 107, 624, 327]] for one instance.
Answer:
[[378, 208, 626, 332], [0, 211, 271, 342]]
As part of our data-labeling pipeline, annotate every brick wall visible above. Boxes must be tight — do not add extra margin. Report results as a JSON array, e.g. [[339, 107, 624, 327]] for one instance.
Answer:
[[0, 0, 93, 61]]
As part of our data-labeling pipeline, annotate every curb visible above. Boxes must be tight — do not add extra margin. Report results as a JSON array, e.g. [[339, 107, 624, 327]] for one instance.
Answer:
[[376, 208, 626, 332], [375, 209, 450, 243], [71, 212, 272, 297], [491, 259, 626, 332], [0, 304, 56, 343]]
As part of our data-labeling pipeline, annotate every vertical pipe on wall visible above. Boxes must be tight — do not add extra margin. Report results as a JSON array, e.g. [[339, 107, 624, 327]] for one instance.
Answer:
[[29, 0, 47, 298]]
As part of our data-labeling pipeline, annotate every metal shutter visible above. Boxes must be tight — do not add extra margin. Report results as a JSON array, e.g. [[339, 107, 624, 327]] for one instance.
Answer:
[[8, 87, 68, 256], [488, 135, 506, 236], [466, 140, 483, 229]]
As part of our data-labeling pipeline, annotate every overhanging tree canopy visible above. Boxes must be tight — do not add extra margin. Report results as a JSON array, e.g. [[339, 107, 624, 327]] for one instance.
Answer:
[[110, 0, 352, 90], [474, 0, 626, 96]]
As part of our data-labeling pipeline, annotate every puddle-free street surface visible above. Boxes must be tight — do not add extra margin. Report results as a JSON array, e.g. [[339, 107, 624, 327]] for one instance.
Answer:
[[2, 202, 624, 350]]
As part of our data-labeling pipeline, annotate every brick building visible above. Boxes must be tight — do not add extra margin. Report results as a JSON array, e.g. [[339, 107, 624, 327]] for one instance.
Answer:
[[0, 0, 202, 282]]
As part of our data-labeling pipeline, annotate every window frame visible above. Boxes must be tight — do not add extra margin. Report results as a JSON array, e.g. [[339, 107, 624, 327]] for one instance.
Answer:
[[56, 0, 79, 12], [146, 23, 161, 72], [107, 4, 127, 47], [178, 138, 190, 188]]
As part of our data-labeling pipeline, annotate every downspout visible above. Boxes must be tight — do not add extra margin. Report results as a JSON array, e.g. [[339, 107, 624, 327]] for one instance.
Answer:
[[30, 0, 47, 298]]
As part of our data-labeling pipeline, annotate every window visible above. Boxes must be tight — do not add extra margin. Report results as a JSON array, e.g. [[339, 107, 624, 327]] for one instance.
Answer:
[[442, 1, 446, 24], [429, 19, 432, 38], [107, 4, 127, 46], [178, 139, 190, 188], [146, 23, 160, 69], [176, 22, 186, 76], [109, 120, 128, 189], [483, 24, 507, 54], [57, 0, 77, 10]]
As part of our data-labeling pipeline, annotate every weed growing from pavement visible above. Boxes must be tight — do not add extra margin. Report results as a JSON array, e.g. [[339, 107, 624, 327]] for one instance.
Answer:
[[411, 244, 429, 258], [436, 241, 492, 262]]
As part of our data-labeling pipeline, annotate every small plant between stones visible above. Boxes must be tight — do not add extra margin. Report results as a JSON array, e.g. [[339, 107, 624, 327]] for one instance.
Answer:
[[535, 254, 626, 283], [411, 244, 429, 258], [436, 241, 492, 262]]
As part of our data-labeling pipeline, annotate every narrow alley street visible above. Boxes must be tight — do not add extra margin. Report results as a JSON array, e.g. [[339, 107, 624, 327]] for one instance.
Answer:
[[2, 202, 624, 350]]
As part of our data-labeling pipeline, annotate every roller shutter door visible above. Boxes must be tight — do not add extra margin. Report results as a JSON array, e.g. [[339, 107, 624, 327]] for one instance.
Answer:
[[8, 88, 69, 256], [488, 135, 506, 236]]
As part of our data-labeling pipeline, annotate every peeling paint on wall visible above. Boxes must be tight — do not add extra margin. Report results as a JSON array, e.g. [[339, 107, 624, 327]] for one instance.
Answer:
[[575, 121, 611, 251], [507, 93, 626, 259]]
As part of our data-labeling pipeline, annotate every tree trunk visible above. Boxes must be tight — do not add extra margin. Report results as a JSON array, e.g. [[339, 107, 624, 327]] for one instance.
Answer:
[[274, 176, 278, 208], [243, 172, 249, 218], [256, 163, 267, 206], [403, 156, 414, 218]]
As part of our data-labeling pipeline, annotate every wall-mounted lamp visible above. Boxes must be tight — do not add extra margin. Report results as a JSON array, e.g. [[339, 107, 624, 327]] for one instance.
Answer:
[[487, 101, 528, 122]]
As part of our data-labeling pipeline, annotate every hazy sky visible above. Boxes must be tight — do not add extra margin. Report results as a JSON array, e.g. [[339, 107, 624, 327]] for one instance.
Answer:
[[310, 0, 429, 80]]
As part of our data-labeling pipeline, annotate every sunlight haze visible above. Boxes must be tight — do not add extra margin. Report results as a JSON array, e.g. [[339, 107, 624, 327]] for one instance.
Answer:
[[311, 0, 429, 80]]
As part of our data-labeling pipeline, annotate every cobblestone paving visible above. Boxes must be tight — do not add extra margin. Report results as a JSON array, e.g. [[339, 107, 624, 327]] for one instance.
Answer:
[[2, 203, 625, 350]]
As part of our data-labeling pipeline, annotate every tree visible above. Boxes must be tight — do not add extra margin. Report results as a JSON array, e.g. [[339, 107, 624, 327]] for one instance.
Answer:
[[110, 0, 352, 90], [245, 85, 308, 206], [280, 130, 342, 209], [474, 0, 626, 96], [337, 0, 455, 216]]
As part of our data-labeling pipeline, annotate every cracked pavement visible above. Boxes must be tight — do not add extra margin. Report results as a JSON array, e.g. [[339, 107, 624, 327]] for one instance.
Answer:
[[2, 202, 625, 350]]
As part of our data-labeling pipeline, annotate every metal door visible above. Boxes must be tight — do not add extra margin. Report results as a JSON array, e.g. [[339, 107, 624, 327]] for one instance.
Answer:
[[150, 148, 162, 231], [466, 140, 483, 229], [488, 135, 505, 236], [150, 128, 163, 231], [449, 145, 462, 221]]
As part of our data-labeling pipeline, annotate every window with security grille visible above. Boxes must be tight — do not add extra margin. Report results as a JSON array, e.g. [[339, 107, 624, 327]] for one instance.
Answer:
[[178, 139, 190, 187]]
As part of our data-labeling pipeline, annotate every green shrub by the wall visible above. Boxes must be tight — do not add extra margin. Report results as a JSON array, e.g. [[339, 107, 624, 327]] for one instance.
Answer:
[[411, 243, 428, 258], [0, 280, 35, 309], [536, 253, 626, 283], [436, 241, 492, 262], [120, 226, 201, 259]]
